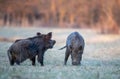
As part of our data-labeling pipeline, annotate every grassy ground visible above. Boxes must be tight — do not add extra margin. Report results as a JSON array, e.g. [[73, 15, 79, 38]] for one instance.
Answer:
[[0, 27, 120, 79]]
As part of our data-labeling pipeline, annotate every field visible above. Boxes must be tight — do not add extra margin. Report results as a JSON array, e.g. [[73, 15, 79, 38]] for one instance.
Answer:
[[0, 27, 120, 79]]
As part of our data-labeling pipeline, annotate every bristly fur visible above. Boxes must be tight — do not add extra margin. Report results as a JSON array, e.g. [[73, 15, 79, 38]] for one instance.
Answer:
[[7, 32, 56, 66]]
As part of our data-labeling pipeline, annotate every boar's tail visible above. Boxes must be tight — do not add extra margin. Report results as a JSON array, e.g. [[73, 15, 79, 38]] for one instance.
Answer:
[[59, 46, 66, 50]]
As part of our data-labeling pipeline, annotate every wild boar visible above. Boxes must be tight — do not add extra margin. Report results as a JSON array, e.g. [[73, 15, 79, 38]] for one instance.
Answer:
[[59, 32, 85, 65], [7, 32, 56, 66]]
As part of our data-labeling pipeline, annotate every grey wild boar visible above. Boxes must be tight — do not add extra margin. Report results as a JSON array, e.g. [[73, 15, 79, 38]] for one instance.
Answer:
[[7, 32, 56, 66], [59, 32, 85, 65]]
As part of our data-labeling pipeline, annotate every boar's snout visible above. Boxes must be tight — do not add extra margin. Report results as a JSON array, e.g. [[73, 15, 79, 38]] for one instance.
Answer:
[[72, 62, 80, 65], [71, 54, 82, 65], [53, 40, 56, 45], [49, 40, 56, 48]]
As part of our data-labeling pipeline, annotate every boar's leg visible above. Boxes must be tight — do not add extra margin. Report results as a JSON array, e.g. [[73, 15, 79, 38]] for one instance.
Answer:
[[16, 60, 20, 65], [30, 57, 36, 66], [37, 52, 44, 66], [7, 50, 15, 65], [80, 51, 83, 62], [14, 53, 22, 65], [9, 58, 15, 66], [15, 56, 21, 65], [40, 55, 44, 66], [64, 47, 70, 65]]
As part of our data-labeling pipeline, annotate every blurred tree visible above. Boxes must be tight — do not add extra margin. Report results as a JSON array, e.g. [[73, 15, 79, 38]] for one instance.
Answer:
[[0, 0, 119, 33]]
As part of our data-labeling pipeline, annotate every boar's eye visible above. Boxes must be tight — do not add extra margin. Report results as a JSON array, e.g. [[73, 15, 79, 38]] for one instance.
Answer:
[[79, 46, 83, 50]]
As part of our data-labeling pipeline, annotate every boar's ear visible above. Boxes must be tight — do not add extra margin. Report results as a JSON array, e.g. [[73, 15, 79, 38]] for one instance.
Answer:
[[36, 32, 41, 36], [47, 32, 52, 37], [47, 32, 52, 39], [44, 32, 52, 41]]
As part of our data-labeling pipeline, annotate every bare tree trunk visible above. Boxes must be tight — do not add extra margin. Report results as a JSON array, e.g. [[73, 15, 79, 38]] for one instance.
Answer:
[[59, 9, 65, 27], [70, 13, 74, 24]]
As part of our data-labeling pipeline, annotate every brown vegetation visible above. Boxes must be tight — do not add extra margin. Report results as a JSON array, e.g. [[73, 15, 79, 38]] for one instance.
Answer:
[[0, 0, 120, 33]]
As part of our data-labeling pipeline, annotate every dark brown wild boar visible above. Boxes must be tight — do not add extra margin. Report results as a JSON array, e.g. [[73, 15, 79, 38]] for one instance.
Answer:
[[59, 32, 85, 65], [7, 32, 56, 66]]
